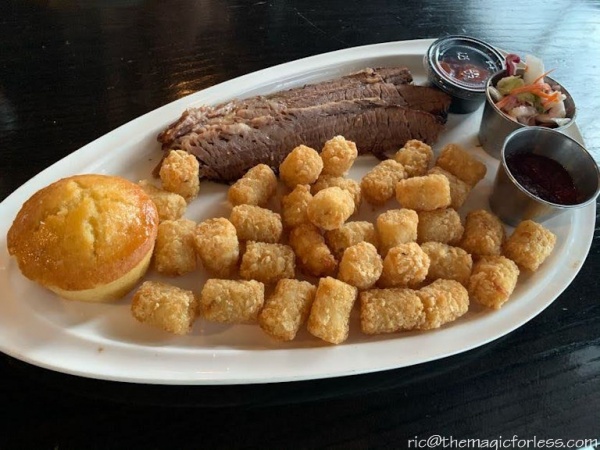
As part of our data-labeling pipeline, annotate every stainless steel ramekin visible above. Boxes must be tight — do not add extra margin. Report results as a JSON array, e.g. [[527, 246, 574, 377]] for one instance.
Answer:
[[478, 69, 577, 159], [489, 127, 599, 226]]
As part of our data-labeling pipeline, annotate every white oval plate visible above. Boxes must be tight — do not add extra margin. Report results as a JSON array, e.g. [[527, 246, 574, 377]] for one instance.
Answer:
[[0, 39, 594, 385]]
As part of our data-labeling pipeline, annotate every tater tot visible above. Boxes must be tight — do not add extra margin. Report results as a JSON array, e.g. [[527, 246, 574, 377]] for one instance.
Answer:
[[376, 209, 418, 256], [259, 279, 317, 341], [396, 174, 451, 211], [131, 281, 198, 335], [325, 221, 379, 259], [159, 149, 200, 202], [307, 187, 354, 231], [281, 184, 312, 229], [468, 256, 519, 309], [138, 179, 187, 222], [240, 242, 295, 284], [307, 277, 358, 344], [421, 242, 473, 286], [428, 166, 472, 210], [311, 175, 361, 212], [320, 135, 358, 176], [289, 223, 337, 277], [415, 279, 469, 330], [230, 204, 282, 243], [279, 144, 323, 187], [361, 159, 406, 205], [417, 208, 464, 245], [379, 242, 430, 288], [435, 143, 487, 187], [459, 209, 505, 258], [393, 139, 433, 177], [503, 220, 556, 272], [153, 218, 197, 276], [194, 218, 239, 277], [360, 288, 423, 334], [338, 242, 383, 290], [227, 164, 277, 207], [199, 279, 264, 323]]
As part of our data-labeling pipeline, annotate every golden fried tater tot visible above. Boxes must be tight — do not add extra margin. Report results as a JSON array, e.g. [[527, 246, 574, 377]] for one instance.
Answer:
[[153, 218, 197, 276], [435, 143, 487, 187], [281, 184, 312, 229], [194, 218, 239, 277], [320, 135, 358, 176], [289, 223, 337, 277], [159, 149, 200, 202], [379, 242, 430, 288], [459, 209, 505, 258], [503, 220, 556, 272], [325, 221, 379, 259], [199, 279, 264, 324], [279, 144, 323, 187], [338, 242, 383, 290], [421, 242, 473, 286], [311, 175, 361, 212], [361, 159, 406, 205], [227, 164, 277, 207], [395, 174, 451, 211], [360, 288, 423, 334], [131, 281, 198, 335], [393, 139, 433, 177], [259, 279, 316, 341], [417, 208, 464, 245], [307, 187, 354, 231], [415, 279, 469, 330], [307, 277, 358, 344], [138, 179, 187, 222], [230, 204, 282, 243], [240, 242, 295, 284], [376, 209, 418, 256], [428, 166, 472, 210], [468, 255, 519, 309]]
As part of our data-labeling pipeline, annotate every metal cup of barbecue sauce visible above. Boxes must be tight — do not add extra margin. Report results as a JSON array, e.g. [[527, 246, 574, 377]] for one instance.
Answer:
[[489, 127, 600, 226], [424, 35, 505, 114]]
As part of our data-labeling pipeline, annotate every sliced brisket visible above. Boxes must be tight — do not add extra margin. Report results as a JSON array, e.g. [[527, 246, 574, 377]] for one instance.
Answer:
[[156, 67, 451, 182]]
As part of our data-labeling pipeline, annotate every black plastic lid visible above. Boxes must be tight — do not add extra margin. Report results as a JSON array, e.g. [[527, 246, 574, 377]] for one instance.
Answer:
[[426, 35, 505, 100]]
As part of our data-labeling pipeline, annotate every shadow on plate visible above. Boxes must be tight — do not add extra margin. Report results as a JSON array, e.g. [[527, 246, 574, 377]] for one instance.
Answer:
[[4, 335, 507, 409]]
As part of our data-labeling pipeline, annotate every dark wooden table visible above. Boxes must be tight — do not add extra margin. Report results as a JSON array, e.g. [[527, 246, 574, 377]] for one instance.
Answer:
[[2, 1, 599, 448]]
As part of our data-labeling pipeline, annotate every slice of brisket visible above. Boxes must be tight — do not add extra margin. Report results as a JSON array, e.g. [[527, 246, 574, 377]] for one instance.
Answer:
[[156, 67, 451, 182]]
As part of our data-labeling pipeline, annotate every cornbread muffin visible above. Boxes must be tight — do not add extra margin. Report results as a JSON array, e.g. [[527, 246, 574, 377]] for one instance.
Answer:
[[7, 174, 159, 302]]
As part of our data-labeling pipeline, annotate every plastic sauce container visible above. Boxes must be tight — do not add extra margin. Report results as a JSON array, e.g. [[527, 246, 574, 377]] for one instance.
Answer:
[[424, 35, 505, 113]]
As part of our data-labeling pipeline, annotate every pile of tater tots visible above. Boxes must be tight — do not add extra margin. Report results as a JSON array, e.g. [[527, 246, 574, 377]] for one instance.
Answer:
[[131, 136, 557, 344]]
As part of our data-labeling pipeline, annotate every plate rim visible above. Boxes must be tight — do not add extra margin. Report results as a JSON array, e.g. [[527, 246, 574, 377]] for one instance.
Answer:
[[0, 38, 594, 385]]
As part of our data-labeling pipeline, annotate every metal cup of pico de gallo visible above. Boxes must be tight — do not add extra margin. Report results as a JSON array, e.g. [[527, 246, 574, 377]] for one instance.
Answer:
[[489, 127, 599, 226], [478, 68, 577, 159]]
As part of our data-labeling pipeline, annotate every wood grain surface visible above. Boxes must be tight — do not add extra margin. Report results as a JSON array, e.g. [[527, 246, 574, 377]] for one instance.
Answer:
[[1, 0, 599, 448]]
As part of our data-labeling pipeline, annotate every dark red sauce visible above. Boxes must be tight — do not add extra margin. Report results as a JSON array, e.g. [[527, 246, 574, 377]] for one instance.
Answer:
[[440, 59, 490, 86], [506, 153, 580, 205]]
